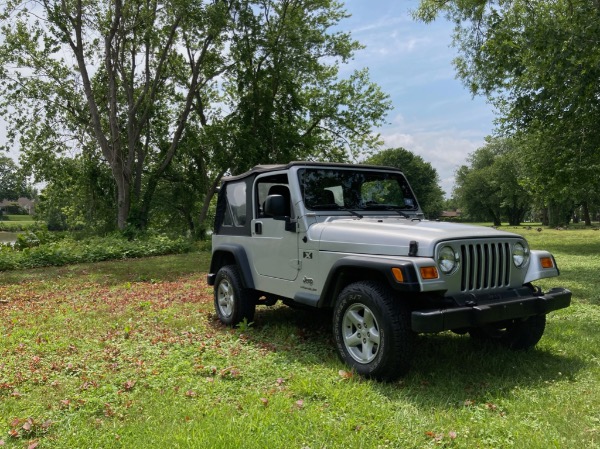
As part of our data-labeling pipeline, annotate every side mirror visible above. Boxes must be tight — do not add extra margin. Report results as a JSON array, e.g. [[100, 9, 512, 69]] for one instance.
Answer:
[[264, 194, 286, 218]]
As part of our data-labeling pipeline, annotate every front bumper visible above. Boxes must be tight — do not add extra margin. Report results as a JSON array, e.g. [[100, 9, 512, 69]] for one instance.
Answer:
[[411, 287, 571, 333]]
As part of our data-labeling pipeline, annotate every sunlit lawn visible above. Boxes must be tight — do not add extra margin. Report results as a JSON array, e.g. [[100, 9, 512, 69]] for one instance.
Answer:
[[0, 228, 599, 448], [0, 215, 37, 231]]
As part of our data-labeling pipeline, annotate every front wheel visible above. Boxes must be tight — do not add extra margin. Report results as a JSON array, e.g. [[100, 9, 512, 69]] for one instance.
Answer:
[[214, 265, 256, 326], [333, 281, 414, 381], [469, 314, 546, 350]]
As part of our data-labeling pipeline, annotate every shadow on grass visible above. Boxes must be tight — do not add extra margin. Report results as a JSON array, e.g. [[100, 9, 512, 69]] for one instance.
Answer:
[[246, 304, 588, 407]]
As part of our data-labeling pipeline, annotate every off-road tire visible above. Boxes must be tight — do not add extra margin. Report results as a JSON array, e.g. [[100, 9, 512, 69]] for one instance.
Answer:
[[469, 314, 546, 350], [214, 265, 256, 326], [333, 281, 414, 381]]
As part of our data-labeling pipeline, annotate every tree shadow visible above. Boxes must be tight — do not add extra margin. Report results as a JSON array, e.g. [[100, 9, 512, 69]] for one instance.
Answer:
[[246, 304, 589, 408]]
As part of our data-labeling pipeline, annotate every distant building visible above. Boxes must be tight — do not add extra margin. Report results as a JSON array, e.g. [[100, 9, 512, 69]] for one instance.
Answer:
[[0, 197, 35, 214], [440, 209, 461, 220]]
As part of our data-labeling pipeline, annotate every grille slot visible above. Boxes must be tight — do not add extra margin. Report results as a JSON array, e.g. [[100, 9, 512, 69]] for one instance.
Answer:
[[460, 242, 511, 292]]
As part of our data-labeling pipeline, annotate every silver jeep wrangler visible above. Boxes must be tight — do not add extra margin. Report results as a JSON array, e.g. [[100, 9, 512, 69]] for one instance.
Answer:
[[207, 162, 571, 380]]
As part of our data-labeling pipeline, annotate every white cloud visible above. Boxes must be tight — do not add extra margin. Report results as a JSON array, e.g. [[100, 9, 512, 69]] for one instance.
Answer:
[[378, 122, 484, 197], [339, 3, 497, 200]]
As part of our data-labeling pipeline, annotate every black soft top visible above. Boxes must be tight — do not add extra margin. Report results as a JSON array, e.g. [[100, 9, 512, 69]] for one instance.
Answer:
[[221, 161, 403, 183]]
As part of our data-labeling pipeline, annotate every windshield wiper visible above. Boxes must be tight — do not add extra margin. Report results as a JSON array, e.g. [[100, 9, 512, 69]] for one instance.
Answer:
[[309, 204, 363, 218], [363, 204, 410, 218], [338, 208, 364, 219]]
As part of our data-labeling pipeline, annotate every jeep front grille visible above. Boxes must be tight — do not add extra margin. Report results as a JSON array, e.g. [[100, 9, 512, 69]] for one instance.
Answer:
[[460, 242, 511, 292]]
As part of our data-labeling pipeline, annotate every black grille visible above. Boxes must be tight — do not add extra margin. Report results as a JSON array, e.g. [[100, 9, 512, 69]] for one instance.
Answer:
[[460, 242, 511, 292]]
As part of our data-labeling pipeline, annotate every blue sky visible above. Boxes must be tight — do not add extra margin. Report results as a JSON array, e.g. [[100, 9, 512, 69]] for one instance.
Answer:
[[341, 0, 496, 196]]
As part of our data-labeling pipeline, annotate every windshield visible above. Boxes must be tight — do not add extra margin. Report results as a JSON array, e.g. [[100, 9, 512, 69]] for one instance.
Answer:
[[298, 168, 418, 212]]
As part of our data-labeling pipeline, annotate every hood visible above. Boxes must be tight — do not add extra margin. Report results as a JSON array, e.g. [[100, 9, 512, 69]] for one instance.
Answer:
[[307, 217, 521, 257]]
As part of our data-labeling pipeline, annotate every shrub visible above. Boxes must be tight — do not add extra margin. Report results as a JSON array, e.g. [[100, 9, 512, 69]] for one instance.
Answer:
[[0, 234, 194, 271]]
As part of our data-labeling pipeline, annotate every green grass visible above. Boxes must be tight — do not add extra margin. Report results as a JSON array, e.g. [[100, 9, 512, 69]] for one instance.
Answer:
[[3, 215, 36, 222], [0, 228, 599, 448], [0, 215, 37, 231]]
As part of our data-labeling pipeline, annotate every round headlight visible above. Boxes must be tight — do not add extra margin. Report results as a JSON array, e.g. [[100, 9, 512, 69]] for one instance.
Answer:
[[513, 241, 530, 268], [438, 246, 458, 274]]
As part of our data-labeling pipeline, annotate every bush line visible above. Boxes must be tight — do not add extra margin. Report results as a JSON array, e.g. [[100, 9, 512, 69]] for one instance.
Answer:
[[0, 234, 195, 271]]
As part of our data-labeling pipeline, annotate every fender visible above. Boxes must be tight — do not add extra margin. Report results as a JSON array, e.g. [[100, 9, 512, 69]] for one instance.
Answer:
[[208, 243, 255, 289], [318, 255, 422, 307]]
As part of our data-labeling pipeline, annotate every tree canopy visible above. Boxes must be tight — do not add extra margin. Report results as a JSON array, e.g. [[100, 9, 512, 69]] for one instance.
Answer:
[[415, 0, 600, 226], [454, 138, 531, 226], [0, 155, 29, 201], [0, 0, 390, 232], [365, 147, 444, 219]]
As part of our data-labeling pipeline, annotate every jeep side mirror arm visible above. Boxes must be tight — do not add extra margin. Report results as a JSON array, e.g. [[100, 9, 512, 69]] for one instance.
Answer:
[[285, 217, 297, 232]]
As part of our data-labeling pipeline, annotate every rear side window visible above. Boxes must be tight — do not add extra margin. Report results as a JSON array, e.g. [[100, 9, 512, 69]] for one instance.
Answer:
[[224, 181, 247, 227]]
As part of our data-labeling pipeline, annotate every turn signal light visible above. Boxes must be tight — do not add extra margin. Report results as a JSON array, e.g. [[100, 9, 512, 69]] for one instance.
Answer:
[[420, 266, 439, 280], [391, 267, 404, 283], [540, 257, 554, 269]]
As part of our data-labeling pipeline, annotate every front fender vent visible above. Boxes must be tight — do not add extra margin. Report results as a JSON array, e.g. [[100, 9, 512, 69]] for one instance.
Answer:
[[460, 242, 511, 292]]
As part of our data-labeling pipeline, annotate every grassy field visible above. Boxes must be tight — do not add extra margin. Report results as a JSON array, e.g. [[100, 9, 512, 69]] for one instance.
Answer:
[[0, 228, 599, 448], [0, 215, 37, 232]]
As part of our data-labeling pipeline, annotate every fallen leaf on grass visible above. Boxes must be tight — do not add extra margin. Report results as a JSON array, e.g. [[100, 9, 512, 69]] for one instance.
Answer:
[[22, 419, 33, 431], [123, 379, 136, 391], [260, 397, 269, 407], [104, 403, 115, 417], [425, 431, 443, 442], [219, 366, 240, 378], [485, 402, 498, 411], [448, 431, 457, 439], [28, 440, 39, 449], [338, 370, 353, 379], [295, 399, 304, 409], [185, 390, 197, 398]]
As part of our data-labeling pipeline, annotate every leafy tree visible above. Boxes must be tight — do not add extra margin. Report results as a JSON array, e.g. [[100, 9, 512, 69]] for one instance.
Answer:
[[414, 0, 600, 226], [0, 0, 390, 232], [454, 139, 531, 226], [149, 125, 215, 237], [34, 155, 116, 232], [0, 155, 29, 201], [365, 148, 444, 218]]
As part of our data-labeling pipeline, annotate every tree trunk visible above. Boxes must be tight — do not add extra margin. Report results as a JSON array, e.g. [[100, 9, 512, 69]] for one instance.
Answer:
[[547, 201, 567, 228], [197, 172, 225, 239], [582, 201, 592, 226], [541, 207, 549, 226], [114, 168, 130, 231]]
